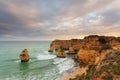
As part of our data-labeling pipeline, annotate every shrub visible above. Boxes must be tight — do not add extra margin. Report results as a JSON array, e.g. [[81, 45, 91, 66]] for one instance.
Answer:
[[100, 44, 112, 51], [113, 64, 120, 75], [99, 37, 106, 44], [20, 54, 26, 57]]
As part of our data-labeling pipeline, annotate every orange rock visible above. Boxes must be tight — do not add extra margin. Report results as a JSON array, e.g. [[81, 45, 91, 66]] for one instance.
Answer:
[[48, 40, 71, 52], [48, 46, 54, 52], [112, 45, 120, 50], [109, 38, 119, 47], [19, 49, 29, 62], [48, 35, 120, 54], [77, 49, 99, 64], [57, 48, 66, 58], [67, 47, 76, 54], [95, 50, 107, 65]]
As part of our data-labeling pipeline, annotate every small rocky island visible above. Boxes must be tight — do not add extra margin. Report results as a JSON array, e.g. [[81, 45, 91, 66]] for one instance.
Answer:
[[57, 47, 66, 58], [48, 35, 120, 80], [19, 49, 29, 62]]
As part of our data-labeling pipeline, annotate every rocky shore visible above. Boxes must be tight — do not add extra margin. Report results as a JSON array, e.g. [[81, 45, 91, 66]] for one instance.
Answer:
[[48, 35, 120, 80]]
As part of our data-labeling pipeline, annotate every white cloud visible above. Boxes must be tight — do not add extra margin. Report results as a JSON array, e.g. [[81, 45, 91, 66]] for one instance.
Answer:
[[0, 0, 120, 40]]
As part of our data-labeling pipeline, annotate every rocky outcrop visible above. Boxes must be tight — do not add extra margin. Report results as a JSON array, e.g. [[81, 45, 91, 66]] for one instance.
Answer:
[[70, 49, 120, 80], [57, 48, 66, 58], [67, 47, 76, 55], [48, 40, 71, 52], [112, 45, 120, 50], [77, 49, 99, 64], [19, 49, 29, 62], [48, 39, 83, 52], [48, 35, 120, 80], [48, 35, 120, 53]]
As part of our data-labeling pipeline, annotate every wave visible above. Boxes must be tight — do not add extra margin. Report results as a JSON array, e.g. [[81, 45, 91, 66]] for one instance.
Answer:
[[53, 58, 76, 74], [37, 54, 56, 60], [14, 60, 21, 63], [53, 58, 67, 64]]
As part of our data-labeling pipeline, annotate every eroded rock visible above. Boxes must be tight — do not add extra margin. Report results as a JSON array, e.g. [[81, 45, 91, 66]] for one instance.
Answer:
[[67, 47, 76, 55], [57, 48, 66, 58], [77, 49, 99, 64], [48, 35, 120, 53], [19, 49, 29, 62]]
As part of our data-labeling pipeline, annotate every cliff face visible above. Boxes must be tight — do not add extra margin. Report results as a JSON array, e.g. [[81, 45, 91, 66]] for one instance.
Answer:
[[48, 40, 71, 52], [48, 35, 120, 53], [77, 49, 99, 64], [71, 50, 120, 80], [49, 35, 120, 79], [57, 48, 66, 58]]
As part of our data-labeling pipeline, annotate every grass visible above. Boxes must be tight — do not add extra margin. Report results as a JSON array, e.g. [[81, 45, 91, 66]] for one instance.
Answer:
[[113, 64, 120, 75], [20, 54, 26, 57]]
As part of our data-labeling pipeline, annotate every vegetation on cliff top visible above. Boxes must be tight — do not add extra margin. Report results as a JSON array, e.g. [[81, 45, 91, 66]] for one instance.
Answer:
[[48, 35, 120, 80], [70, 49, 120, 80]]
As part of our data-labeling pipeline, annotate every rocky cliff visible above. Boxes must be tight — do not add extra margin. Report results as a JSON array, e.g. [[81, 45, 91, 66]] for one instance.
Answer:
[[48, 35, 120, 53], [70, 49, 120, 80], [48, 35, 120, 80]]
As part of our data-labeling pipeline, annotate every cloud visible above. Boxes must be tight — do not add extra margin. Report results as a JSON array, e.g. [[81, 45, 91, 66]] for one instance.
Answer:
[[0, 0, 119, 40]]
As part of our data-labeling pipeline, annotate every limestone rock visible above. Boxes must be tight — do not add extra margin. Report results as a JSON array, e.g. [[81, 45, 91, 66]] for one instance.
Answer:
[[57, 48, 66, 58], [48, 40, 71, 52], [48, 46, 54, 52], [77, 49, 99, 64], [19, 49, 29, 62], [112, 45, 120, 50], [109, 38, 120, 47], [67, 47, 76, 54], [48, 35, 120, 53]]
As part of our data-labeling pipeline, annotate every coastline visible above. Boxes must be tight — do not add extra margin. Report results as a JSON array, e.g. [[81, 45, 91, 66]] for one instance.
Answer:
[[59, 67, 88, 80], [48, 35, 120, 80]]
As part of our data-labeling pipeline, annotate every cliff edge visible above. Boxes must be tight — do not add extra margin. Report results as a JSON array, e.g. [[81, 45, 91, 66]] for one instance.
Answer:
[[48, 35, 120, 80]]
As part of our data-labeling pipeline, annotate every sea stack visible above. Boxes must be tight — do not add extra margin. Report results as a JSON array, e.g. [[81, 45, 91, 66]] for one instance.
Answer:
[[67, 47, 76, 55], [57, 48, 66, 58], [19, 49, 29, 62]]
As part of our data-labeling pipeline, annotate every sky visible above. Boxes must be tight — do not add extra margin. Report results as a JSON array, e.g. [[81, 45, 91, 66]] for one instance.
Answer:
[[0, 0, 120, 41]]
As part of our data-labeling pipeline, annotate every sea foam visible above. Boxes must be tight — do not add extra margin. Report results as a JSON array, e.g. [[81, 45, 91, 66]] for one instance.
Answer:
[[37, 54, 56, 60], [53, 58, 75, 74]]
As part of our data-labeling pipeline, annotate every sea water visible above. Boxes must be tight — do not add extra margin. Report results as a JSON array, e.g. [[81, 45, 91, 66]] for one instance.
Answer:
[[0, 41, 75, 80]]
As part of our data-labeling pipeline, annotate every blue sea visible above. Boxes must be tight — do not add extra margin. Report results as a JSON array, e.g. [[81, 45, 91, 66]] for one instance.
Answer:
[[0, 41, 75, 80]]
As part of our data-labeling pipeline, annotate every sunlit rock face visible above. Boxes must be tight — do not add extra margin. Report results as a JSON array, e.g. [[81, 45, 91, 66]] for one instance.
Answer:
[[56, 48, 66, 58], [48, 40, 71, 52], [49, 35, 120, 80], [77, 49, 99, 64], [19, 49, 29, 62], [109, 38, 120, 47], [112, 45, 120, 50], [71, 49, 120, 80], [48, 39, 83, 52], [67, 47, 76, 55], [48, 35, 120, 53]]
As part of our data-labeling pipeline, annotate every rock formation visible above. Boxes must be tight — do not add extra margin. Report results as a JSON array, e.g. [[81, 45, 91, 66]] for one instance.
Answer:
[[19, 49, 29, 62], [56, 48, 66, 58], [77, 49, 99, 64], [67, 47, 76, 55], [48, 40, 71, 52], [48, 35, 120, 53], [71, 49, 120, 80], [48, 35, 120, 79]]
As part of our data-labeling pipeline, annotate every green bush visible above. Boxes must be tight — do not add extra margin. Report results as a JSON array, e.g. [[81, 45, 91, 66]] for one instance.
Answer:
[[20, 54, 26, 57], [113, 64, 120, 75], [99, 38, 106, 44], [100, 44, 112, 50]]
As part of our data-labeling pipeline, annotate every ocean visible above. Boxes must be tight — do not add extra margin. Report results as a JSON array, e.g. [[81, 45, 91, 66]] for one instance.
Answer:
[[0, 41, 75, 80]]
